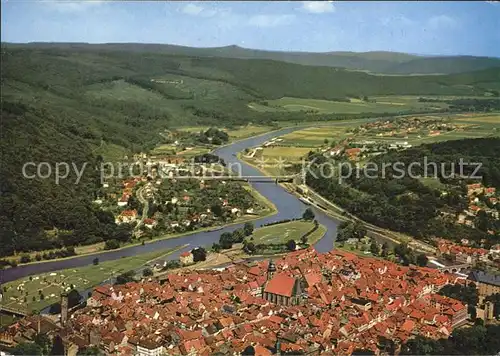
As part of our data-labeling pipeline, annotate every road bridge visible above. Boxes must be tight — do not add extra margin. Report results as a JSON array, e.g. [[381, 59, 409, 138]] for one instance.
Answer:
[[171, 175, 300, 183], [437, 263, 470, 274], [0, 306, 28, 317]]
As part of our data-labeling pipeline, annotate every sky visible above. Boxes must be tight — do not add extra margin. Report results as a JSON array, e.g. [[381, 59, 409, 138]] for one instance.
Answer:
[[2, 1, 500, 57]]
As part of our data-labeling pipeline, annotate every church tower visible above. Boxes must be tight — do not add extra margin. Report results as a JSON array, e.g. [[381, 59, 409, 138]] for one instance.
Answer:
[[60, 292, 68, 327], [267, 259, 276, 281]]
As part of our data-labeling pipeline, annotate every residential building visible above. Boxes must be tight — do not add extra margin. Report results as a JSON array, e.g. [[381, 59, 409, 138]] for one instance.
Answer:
[[180, 251, 194, 265], [467, 270, 500, 301]]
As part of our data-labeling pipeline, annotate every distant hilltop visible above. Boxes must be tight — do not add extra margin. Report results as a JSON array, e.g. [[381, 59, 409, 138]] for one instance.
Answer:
[[3, 41, 500, 75]]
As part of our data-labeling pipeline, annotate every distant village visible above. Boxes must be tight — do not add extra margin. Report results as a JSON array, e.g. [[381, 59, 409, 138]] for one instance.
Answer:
[[456, 183, 499, 230], [94, 152, 265, 241]]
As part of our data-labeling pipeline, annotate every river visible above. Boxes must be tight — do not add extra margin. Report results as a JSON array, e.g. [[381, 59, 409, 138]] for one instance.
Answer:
[[2, 126, 340, 283]]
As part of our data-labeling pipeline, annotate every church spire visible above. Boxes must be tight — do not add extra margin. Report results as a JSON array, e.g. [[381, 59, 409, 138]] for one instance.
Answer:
[[267, 258, 276, 281]]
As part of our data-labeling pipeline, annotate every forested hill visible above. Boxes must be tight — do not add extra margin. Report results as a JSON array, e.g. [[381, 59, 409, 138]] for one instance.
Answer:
[[307, 137, 500, 246], [4, 42, 500, 75], [1, 45, 500, 258]]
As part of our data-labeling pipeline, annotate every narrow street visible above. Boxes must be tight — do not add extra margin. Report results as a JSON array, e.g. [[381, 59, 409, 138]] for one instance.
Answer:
[[135, 184, 150, 230]]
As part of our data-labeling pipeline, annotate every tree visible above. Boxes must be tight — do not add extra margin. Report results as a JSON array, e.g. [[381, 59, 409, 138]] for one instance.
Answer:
[[34, 333, 51, 355], [115, 270, 135, 285], [77, 346, 105, 356], [286, 239, 297, 251], [370, 240, 380, 255], [92, 257, 99, 265], [243, 242, 256, 255], [416, 253, 429, 267], [192, 247, 207, 262], [219, 232, 234, 249], [211, 203, 223, 217], [439, 283, 478, 306], [20, 254, 31, 264], [243, 222, 254, 236], [9, 342, 42, 355], [231, 228, 245, 243], [381, 242, 390, 257], [142, 268, 153, 277], [50, 335, 65, 356], [211, 243, 221, 252], [377, 336, 396, 355], [241, 345, 255, 356], [400, 335, 442, 355], [302, 208, 315, 221], [104, 239, 120, 250]]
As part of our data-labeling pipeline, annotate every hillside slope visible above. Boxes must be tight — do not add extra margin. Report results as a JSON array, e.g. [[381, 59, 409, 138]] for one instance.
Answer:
[[1, 45, 499, 258], [4, 42, 500, 74]]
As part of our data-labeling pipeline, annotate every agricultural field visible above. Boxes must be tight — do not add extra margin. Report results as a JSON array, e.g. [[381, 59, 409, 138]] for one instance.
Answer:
[[257, 146, 313, 162], [279, 113, 500, 148], [176, 146, 211, 157], [249, 95, 450, 114], [0, 247, 180, 313], [250, 220, 326, 245], [279, 125, 355, 147], [93, 141, 129, 162], [225, 125, 275, 140]]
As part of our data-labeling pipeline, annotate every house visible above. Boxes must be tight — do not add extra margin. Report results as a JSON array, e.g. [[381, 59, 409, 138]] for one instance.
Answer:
[[329, 146, 344, 157], [467, 183, 483, 196], [345, 148, 361, 161], [467, 270, 500, 301], [117, 195, 129, 207], [116, 210, 138, 224], [144, 219, 157, 229], [135, 340, 164, 356], [468, 205, 481, 215], [485, 187, 496, 196], [180, 251, 194, 266]]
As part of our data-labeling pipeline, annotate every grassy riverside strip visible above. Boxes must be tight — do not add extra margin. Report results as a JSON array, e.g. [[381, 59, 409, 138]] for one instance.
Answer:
[[1, 246, 185, 314], [159, 220, 327, 273]]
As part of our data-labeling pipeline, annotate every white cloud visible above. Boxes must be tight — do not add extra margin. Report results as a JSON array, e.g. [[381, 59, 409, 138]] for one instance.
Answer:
[[41, 0, 104, 13], [180, 3, 218, 17], [178, 3, 294, 29], [380, 15, 415, 27], [428, 15, 458, 29], [247, 14, 296, 28], [301, 1, 335, 14]]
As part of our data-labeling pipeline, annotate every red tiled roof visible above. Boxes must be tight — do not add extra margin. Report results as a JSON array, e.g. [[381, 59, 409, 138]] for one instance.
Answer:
[[304, 272, 322, 287], [401, 319, 415, 333], [254, 345, 272, 356], [121, 209, 137, 216], [264, 274, 296, 297]]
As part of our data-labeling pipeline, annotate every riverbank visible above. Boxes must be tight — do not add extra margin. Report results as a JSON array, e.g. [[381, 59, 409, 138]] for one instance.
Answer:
[[155, 220, 327, 274], [239, 138, 436, 254], [1, 124, 342, 283], [2, 184, 278, 269], [1, 245, 186, 314]]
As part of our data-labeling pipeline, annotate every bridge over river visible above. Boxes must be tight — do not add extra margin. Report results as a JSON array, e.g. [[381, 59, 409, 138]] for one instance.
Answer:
[[1, 119, 400, 284]]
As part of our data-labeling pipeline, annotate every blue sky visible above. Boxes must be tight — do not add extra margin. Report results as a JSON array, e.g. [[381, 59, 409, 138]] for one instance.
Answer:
[[2, 1, 500, 56]]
